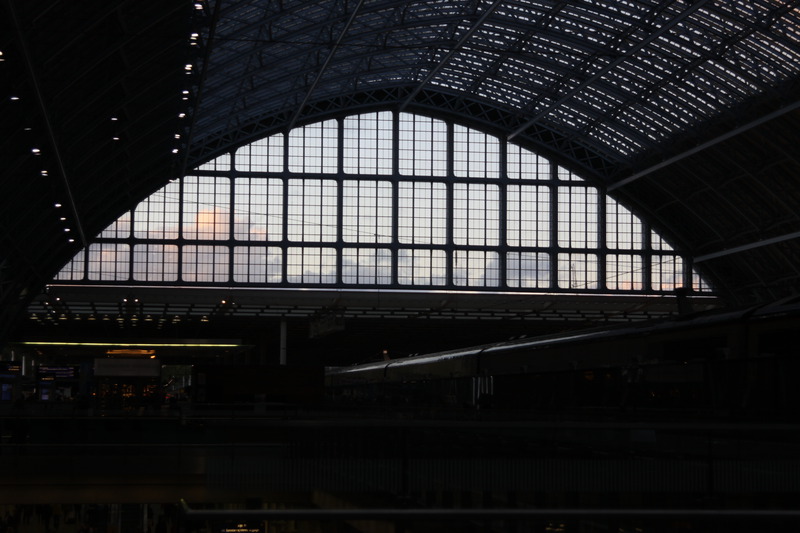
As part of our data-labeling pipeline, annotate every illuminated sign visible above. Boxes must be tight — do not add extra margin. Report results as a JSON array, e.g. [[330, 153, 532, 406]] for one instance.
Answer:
[[0, 362, 22, 378], [37, 365, 79, 381], [219, 523, 263, 533], [94, 358, 161, 377]]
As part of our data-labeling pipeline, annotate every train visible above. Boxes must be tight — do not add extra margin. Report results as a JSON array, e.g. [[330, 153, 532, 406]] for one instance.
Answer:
[[325, 298, 800, 418]]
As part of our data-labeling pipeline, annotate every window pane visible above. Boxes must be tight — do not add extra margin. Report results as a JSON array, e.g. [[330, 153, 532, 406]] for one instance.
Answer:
[[197, 153, 231, 172], [286, 247, 337, 284], [557, 253, 598, 290], [506, 252, 550, 289], [233, 246, 282, 283], [398, 113, 447, 176], [557, 186, 598, 248], [287, 179, 338, 242], [88, 243, 130, 281], [235, 133, 284, 172], [134, 181, 180, 239], [607, 198, 643, 250], [397, 249, 446, 286], [234, 178, 283, 241], [100, 212, 131, 239], [133, 245, 179, 282], [183, 176, 231, 240], [56, 251, 85, 281], [342, 180, 393, 243], [342, 248, 392, 285], [453, 250, 500, 287], [453, 184, 500, 246], [288, 120, 338, 173], [507, 144, 550, 180], [606, 254, 643, 290], [652, 255, 684, 291], [182, 245, 229, 282], [507, 185, 549, 247], [398, 182, 447, 245], [343, 112, 393, 175], [453, 125, 500, 178]]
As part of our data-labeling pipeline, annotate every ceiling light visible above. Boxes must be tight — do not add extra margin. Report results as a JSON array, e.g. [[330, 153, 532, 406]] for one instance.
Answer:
[[68, 238, 74, 243], [112, 136, 120, 141], [174, 134, 181, 139], [41, 170, 48, 176], [172, 148, 179, 154], [54, 203, 62, 208], [111, 117, 118, 121], [64, 228, 71, 232], [59, 217, 66, 221], [10, 96, 19, 101], [31, 147, 41, 154], [178, 113, 186, 118]]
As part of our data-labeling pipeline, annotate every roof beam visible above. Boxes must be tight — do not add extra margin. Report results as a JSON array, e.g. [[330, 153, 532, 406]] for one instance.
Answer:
[[8, 0, 87, 248], [508, 0, 711, 141], [608, 99, 800, 192], [694, 230, 800, 263], [399, 0, 504, 112], [288, 0, 366, 131]]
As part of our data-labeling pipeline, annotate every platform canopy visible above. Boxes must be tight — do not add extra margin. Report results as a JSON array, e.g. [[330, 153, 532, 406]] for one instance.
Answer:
[[2, 0, 800, 340]]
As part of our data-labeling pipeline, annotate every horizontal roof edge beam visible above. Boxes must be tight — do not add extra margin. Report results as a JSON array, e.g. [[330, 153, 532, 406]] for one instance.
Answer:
[[694, 230, 800, 263]]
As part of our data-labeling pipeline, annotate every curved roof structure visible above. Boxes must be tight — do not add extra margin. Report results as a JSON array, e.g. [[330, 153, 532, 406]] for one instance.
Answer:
[[3, 0, 800, 341]]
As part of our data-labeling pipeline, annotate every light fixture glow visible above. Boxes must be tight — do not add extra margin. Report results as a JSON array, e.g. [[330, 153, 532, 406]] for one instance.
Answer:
[[19, 341, 242, 348]]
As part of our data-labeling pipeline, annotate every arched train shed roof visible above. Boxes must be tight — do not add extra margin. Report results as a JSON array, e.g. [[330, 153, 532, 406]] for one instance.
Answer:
[[2, 0, 800, 340]]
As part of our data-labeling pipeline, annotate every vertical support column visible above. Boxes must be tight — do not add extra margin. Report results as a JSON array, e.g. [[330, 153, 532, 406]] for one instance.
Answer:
[[597, 188, 607, 291], [549, 165, 559, 289], [392, 110, 400, 286], [445, 121, 454, 288], [279, 319, 288, 366], [498, 135, 507, 289]]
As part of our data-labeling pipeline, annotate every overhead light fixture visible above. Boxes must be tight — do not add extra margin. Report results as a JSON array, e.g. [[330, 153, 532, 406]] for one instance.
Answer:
[[10, 96, 20, 101], [54, 203, 62, 208], [19, 341, 242, 348], [31, 147, 41, 154]]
